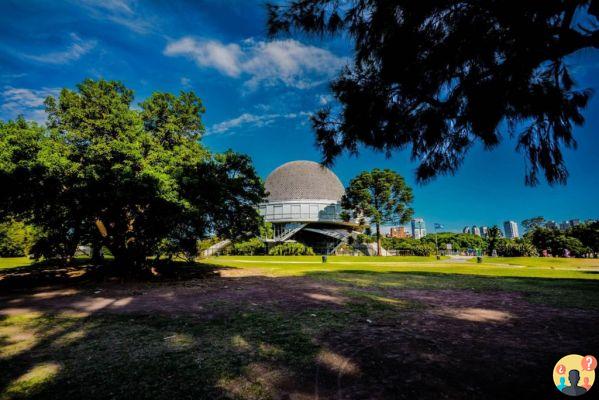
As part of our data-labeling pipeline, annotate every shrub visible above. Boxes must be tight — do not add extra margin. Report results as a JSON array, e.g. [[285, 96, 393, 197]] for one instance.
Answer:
[[381, 237, 435, 255], [268, 242, 315, 256], [232, 238, 265, 255], [0, 220, 36, 257], [496, 239, 539, 257], [356, 233, 374, 244]]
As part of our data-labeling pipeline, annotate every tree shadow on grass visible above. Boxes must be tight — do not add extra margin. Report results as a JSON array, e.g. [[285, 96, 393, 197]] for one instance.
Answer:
[[304, 269, 599, 309], [0, 260, 228, 293]]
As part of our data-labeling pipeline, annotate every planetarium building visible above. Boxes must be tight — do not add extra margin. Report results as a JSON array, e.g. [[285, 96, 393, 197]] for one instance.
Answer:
[[258, 160, 359, 254]]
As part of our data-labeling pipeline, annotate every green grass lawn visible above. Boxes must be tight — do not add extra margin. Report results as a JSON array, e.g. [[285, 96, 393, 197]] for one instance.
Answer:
[[472, 256, 599, 268], [205, 255, 599, 280], [1, 255, 598, 399], [201, 255, 599, 310], [0, 257, 32, 270], [213, 255, 446, 263]]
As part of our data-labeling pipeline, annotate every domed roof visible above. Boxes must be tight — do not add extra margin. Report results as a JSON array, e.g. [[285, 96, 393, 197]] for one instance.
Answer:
[[265, 160, 345, 202]]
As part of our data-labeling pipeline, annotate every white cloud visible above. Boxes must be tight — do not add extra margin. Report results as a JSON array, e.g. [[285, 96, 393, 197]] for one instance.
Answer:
[[318, 94, 333, 105], [207, 111, 311, 136], [164, 37, 346, 89], [1, 86, 60, 123], [84, 0, 133, 14], [24, 34, 96, 64], [77, 0, 152, 34], [165, 38, 243, 77]]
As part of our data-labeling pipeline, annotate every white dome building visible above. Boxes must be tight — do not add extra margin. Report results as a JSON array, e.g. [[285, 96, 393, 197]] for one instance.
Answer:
[[259, 160, 359, 254]]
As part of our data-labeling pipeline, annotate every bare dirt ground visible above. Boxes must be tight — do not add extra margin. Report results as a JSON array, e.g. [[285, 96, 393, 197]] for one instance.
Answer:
[[1, 265, 598, 399]]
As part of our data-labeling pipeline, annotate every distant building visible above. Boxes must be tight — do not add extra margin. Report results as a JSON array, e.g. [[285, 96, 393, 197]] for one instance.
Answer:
[[503, 220, 519, 239], [388, 226, 408, 239], [480, 226, 488, 238], [545, 220, 558, 230], [462, 226, 471, 234], [472, 225, 481, 236], [411, 218, 426, 239], [559, 221, 571, 230], [258, 160, 360, 254], [569, 219, 580, 227]]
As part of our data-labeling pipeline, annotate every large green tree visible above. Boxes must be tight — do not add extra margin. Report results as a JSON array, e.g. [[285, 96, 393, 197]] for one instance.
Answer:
[[341, 169, 413, 256], [0, 79, 265, 272], [268, 1, 598, 185]]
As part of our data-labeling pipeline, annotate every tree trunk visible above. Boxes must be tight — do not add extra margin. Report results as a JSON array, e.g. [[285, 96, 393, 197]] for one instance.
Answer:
[[376, 223, 382, 256]]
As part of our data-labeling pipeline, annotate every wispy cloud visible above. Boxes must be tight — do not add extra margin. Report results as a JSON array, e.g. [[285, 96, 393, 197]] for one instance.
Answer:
[[164, 37, 346, 89], [1, 86, 60, 123], [180, 77, 192, 88], [77, 0, 153, 34], [207, 111, 312, 136], [317, 94, 333, 105], [23, 34, 96, 65]]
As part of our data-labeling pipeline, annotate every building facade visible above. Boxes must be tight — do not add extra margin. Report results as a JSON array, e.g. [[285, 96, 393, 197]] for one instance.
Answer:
[[480, 226, 488, 238], [503, 220, 520, 239], [411, 218, 426, 239], [388, 226, 408, 238], [258, 160, 359, 254]]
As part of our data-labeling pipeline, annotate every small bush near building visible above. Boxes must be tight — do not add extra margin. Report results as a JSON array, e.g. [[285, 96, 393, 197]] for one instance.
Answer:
[[268, 242, 315, 256], [232, 238, 265, 255]]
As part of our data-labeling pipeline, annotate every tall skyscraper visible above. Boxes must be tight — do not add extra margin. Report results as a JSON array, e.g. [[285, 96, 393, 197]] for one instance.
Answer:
[[480, 226, 488, 238], [411, 218, 426, 239], [462, 226, 471, 234], [472, 225, 481, 236], [503, 220, 519, 239]]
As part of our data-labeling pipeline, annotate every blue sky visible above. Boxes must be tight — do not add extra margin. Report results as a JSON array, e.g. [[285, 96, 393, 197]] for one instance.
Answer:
[[1, 0, 598, 232]]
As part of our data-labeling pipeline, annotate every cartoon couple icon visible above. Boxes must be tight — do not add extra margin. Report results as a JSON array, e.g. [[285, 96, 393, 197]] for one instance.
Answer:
[[557, 370, 591, 396]]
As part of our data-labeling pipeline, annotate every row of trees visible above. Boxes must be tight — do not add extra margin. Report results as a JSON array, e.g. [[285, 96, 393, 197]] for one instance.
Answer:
[[0, 79, 265, 273], [380, 221, 599, 258]]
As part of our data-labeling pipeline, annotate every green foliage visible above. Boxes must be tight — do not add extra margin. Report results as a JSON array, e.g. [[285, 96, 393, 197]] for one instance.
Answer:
[[259, 221, 274, 240], [356, 233, 374, 244], [232, 238, 265, 255], [486, 226, 502, 254], [381, 237, 436, 256], [0, 79, 265, 271], [568, 222, 599, 253], [421, 232, 485, 251], [268, 242, 315, 256], [529, 227, 591, 257], [496, 239, 539, 257], [342, 169, 413, 255], [0, 219, 35, 257], [268, 1, 597, 186]]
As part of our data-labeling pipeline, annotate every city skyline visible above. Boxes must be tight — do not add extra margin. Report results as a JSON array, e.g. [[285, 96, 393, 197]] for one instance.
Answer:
[[1, 0, 598, 230]]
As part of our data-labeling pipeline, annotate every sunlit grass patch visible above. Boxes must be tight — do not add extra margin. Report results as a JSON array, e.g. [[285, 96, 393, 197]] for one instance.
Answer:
[[0, 257, 33, 271], [2, 362, 61, 399]]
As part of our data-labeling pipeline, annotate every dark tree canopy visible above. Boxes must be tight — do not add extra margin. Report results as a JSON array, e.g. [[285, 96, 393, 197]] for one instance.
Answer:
[[267, 0, 599, 185]]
